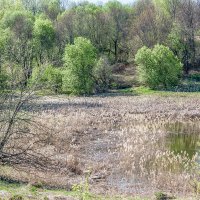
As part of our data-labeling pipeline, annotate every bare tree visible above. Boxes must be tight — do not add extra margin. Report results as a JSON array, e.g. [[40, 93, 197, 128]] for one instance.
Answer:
[[0, 64, 59, 172]]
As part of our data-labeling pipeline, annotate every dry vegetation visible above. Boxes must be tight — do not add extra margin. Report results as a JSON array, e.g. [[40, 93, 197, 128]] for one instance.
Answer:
[[1, 94, 200, 198]]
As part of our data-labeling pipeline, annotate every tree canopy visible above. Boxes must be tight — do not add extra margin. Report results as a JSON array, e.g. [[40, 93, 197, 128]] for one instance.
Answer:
[[63, 37, 97, 95], [0, 0, 199, 94]]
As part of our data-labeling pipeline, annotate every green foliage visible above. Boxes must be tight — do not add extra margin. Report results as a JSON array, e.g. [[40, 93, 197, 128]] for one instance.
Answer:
[[188, 73, 200, 82], [153, 0, 180, 18], [63, 37, 97, 95], [1, 10, 34, 39], [0, 0, 24, 15], [0, 0, 198, 95], [0, 28, 10, 51], [31, 65, 62, 93], [154, 192, 168, 200], [33, 16, 55, 49], [167, 23, 185, 59], [30, 186, 38, 195], [94, 56, 113, 93], [0, 28, 10, 91], [135, 44, 183, 89], [9, 195, 23, 200], [0, 72, 8, 90], [72, 170, 92, 200]]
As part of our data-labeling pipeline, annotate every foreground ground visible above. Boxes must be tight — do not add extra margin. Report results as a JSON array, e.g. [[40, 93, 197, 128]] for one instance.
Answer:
[[1, 91, 200, 199]]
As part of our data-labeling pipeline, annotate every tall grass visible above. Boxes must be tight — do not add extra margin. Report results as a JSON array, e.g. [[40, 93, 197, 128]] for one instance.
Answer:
[[0, 94, 200, 197]]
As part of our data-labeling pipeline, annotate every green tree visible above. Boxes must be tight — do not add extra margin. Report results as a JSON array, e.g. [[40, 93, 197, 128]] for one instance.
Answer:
[[33, 16, 55, 64], [38, 0, 62, 20], [1, 10, 34, 39], [63, 37, 97, 95], [0, 28, 10, 89], [135, 44, 182, 89], [167, 23, 185, 60], [104, 1, 132, 62], [153, 0, 180, 19], [0, 10, 35, 86], [31, 65, 63, 93]]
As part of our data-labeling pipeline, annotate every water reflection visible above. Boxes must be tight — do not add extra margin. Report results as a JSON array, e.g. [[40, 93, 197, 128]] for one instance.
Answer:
[[166, 122, 200, 160]]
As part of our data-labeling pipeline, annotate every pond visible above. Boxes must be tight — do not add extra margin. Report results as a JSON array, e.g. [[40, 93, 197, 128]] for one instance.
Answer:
[[166, 121, 200, 161]]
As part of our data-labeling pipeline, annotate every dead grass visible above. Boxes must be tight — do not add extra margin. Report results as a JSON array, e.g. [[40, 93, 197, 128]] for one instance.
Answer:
[[1, 94, 200, 198]]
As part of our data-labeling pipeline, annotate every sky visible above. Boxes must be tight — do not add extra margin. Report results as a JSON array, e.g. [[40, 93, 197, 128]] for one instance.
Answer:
[[72, 0, 134, 5]]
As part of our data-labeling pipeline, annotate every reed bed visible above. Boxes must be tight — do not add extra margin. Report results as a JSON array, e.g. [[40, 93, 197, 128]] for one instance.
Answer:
[[1, 94, 200, 197]]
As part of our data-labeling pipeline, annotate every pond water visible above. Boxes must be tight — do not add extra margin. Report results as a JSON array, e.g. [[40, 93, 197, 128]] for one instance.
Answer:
[[166, 121, 200, 161]]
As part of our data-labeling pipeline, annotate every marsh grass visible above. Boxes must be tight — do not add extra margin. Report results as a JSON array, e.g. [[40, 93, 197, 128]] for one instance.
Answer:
[[1, 94, 200, 198]]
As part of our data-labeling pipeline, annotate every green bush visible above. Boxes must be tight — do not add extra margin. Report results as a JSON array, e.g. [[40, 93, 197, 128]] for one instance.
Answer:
[[62, 37, 97, 95], [0, 73, 8, 90], [9, 195, 23, 200], [135, 44, 183, 89], [188, 73, 200, 82], [154, 191, 174, 200], [31, 65, 63, 93]]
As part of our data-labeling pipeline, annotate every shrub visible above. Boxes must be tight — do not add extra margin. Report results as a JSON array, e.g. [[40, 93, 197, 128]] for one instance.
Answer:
[[31, 181, 43, 189], [0, 72, 8, 90], [94, 56, 113, 93], [135, 44, 183, 89], [154, 192, 167, 200], [31, 65, 62, 93], [188, 73, 200, 82], [9, 195, 23, 200], [62, 37, 97, 95]]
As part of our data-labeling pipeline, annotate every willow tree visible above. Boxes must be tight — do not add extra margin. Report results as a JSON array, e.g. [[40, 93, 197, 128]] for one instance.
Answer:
[[63, 37, 97, 95]]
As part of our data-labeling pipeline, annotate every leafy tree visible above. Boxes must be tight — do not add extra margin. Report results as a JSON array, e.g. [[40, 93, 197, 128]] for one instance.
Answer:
[[167, 23, 185, 60], [33, 16, 55, 48], [63, 37, 97, 95], [31, 65, 63, 93], [104, 1, 132, 62], [135, 44, 183, 89], [33, 16, 55, 63], [55, 9, 75, 66], [0, 29, 8, 89], [38, 0, 62, 20], [21, 0, 39, 15], [130, 0, 162, 60], [0, 28, 10, 61], [1, 10, 34, 39], [153, 0, 180, 19], [0, 10, 34, 86], [177, 0, 196, 73]]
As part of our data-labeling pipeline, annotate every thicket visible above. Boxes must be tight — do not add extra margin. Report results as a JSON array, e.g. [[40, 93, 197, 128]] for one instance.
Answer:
[[0, 0, 200, 94]]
